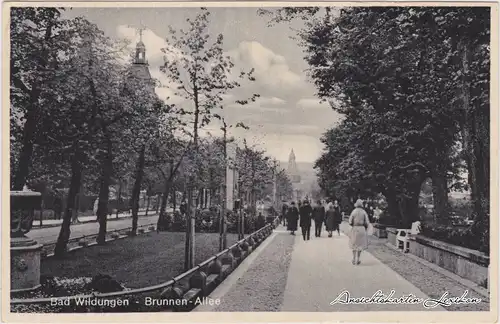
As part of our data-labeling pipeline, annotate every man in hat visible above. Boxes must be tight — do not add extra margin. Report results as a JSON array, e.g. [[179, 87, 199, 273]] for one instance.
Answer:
[[286, 201, 299, 235], [313, 200, 326, 237], [281, 201, 288, 226], [299, 199, 313, 241]]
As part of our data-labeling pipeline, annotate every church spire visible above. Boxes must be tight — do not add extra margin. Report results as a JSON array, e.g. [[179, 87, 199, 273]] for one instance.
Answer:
[[134, 25, 147, 65], [287, 149, 300, 183]]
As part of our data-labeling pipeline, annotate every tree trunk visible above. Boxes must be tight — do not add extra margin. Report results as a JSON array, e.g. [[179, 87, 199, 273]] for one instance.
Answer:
[[383, 188, 402, 227], [96, 134, 113, 245], [71, 194, 79, 223], [398, 178, 425, 228], [145, 195, 150, 216], [115, 181, 122, 218], [455, 37, 489, 231], [12, 106, 38, 190], [156, 193, 161, 214], [172, 185, 177, 212], [130, 145, 146, 236], [54, 148, 82, 257], [431, 163, 450, 224]]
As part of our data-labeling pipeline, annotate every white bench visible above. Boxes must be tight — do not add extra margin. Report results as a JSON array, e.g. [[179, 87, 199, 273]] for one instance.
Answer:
[[396, 221, 421, 253]]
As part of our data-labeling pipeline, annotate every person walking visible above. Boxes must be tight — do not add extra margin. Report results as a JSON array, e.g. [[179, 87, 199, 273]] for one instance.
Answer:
[[281, 202, 288, 226], [299, 200, 313, 241], [332, 200, 342, 236], [180, 200, 187, 217], [348, 199, 370, 265], [313, 200, 325, 237], [325, 203, 335, 237], [286, 201, 299, 235]]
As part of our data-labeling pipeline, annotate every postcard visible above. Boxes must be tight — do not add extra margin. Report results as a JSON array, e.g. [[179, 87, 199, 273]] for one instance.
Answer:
[[2, 2, 498, 323]]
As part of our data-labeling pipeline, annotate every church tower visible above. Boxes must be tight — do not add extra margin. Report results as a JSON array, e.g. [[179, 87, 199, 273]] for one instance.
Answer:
[[129, 27, 154, 93], [135, 34, 147, 64], [287, 149, 301, 184]]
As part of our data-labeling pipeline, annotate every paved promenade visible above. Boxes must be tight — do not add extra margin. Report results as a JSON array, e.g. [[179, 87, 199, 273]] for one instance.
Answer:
[[197, 223, 446, 312], [280, 228, 442, 311]]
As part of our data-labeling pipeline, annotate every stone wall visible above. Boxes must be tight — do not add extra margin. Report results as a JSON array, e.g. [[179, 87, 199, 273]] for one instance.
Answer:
[[386, 227, 398, 247], [409, 235, 489, 286], [372, 223, 387, 238]]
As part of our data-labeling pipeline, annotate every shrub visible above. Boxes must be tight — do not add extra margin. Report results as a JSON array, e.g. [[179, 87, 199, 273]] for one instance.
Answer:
[[171, 211, 185, 231], [377, 214, 402, 227], [420, 222, 489, 253]]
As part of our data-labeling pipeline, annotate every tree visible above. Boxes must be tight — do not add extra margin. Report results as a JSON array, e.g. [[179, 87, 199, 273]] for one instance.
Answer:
[[10, 7, 70, 190], [160, 8, 257, 270], [120, 74, 165, 236], [262, 7, 489, 230], [43, 18, 138, 253]]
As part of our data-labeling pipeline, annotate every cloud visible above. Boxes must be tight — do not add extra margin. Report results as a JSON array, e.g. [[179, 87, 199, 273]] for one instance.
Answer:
[[258, 96, 286, 106], [114, 27, 334, 164], [297, 98, 329, 110], [227, 41, 304, 91]]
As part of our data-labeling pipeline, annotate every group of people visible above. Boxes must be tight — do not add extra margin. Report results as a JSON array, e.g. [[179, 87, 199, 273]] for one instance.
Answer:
[[281, 198, 372, 265], [281, 199, 343, 240]]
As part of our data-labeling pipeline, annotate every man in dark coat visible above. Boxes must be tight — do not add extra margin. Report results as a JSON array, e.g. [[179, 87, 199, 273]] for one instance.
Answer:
[[281, 202, 288, 226], [180, 200, 187, 217], [312, 200, 326, 237], [299, 200, 313, 241], [286, 201, 299, 235]]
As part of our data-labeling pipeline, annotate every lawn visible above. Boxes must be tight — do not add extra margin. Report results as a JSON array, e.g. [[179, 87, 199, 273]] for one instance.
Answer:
[[41, 231, 239, 288]]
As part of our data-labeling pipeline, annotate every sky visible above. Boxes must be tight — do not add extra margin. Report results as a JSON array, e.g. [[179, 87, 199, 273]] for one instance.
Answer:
[[62, 7, 344, 163]]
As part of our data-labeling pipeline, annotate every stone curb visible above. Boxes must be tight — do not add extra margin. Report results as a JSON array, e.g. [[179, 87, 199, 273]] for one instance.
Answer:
[[383, 242, 489, 299]]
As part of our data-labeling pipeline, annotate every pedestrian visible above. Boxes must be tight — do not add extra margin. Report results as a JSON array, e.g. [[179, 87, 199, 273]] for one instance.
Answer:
[[256, 212, 266, 230], [348, 199, 370, 265], [325, 204, 335, 237], [324, 199, 332, 212], [180, 200, 187, 217], [53, 197, 62, 220], [312, 200, 325, 237], [286, 201, 299, 235], [373, 206, 382, 222], [299, 199, 313, 241], [332, 200, 342, 236], [281, 202, 288, 226]]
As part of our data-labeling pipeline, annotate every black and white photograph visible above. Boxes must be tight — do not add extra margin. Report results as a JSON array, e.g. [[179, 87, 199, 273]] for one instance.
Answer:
[[5, 2, 496, 320]]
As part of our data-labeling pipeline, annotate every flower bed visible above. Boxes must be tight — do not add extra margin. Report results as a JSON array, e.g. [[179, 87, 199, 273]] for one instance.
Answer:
[[10, 274, 128, 313]]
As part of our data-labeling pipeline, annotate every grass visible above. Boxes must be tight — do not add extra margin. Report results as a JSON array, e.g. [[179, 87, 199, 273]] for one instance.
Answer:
[[41, 231, 238, 288]]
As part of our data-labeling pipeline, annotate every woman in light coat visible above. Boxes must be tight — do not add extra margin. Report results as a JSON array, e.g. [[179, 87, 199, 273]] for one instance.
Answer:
[[348, 199, 370, 265]]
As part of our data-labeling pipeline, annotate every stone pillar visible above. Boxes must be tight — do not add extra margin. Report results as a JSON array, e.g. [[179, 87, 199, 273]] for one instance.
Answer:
[[10, 189, 43, 292], [11, 237, 43, 292]]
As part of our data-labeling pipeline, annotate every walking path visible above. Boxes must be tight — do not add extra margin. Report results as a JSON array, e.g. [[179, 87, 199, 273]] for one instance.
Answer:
[[280, 229, 442, 311], [198, 223, 448, 312], [33, 208, 166, 228], [28, 213, 160, 245]]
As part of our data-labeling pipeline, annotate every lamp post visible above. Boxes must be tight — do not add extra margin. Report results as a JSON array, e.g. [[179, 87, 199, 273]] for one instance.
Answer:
[[217, 116, 248, 251]]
